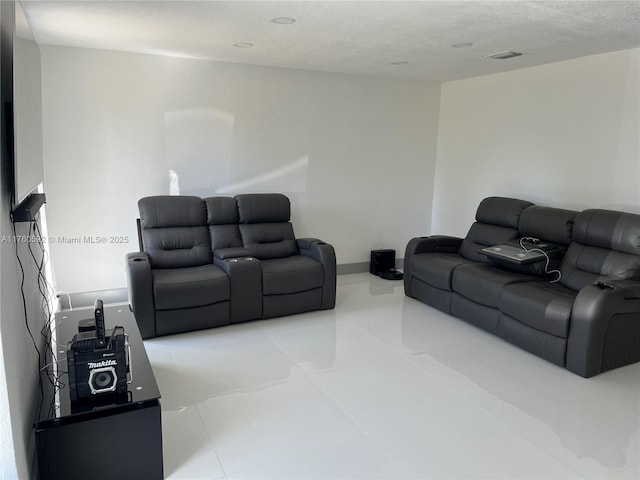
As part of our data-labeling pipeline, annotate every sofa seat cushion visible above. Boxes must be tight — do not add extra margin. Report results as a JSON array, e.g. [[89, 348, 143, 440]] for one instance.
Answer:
[[409, 253, 473, 291], [153, 265, 229, 310], [452, 263, 534, 308], [499, 282, 577, 338], [262, 256, 324, 295]]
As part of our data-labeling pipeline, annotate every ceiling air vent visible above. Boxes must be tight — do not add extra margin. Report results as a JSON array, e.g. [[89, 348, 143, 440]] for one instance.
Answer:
[[484, 50, 523, 60]]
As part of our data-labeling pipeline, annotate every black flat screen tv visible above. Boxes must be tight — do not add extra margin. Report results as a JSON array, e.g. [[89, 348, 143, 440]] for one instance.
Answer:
[[13, 0, 43, 207], [2, 0, 44, 213]]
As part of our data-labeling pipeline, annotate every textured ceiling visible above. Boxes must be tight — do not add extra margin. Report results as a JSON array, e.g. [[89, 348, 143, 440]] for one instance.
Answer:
[[21, 0, 640, 81]]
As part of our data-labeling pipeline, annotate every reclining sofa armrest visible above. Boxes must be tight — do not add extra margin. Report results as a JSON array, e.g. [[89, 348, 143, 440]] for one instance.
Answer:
[[125, 252, 156, 339], [214, 256, 262, 323], [405, 235, 463, 257], [404, 236, 463, 294], [566, 279, 640, 377], [297, 239, 337, 309], [297, 238, 322, 250]]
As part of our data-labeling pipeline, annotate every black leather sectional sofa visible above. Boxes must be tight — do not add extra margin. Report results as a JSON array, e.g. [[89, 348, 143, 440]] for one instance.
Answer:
[[404, 197, 640, 377], [126, 193, 336, 339]]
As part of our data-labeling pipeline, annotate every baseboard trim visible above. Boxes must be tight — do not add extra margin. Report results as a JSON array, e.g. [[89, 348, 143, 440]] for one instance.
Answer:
[[336, 262, 369, 275], [337, 258, 403, 276], [57, 288, 129, 311]]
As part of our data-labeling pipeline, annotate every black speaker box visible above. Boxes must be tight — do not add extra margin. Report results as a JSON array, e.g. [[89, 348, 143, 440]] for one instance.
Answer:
[[370, 249, 395, 275]]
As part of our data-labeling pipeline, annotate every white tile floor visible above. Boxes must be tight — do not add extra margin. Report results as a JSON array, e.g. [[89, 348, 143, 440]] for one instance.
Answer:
[[144, 273, 640, 480]]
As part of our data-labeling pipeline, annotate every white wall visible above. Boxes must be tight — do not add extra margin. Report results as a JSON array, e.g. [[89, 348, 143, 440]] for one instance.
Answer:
[[0, 338, 15, 480], [40, 46, 441, 294], [433, 48, 640, 237], [42, 46, 639, 293]]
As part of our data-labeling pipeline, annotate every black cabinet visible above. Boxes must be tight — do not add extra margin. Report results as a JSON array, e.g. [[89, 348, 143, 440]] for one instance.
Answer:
[[34, 306, 163, 480]]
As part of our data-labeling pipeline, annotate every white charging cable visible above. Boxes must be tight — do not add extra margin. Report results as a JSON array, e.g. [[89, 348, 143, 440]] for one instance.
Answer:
[[520, 237, 562, 283]]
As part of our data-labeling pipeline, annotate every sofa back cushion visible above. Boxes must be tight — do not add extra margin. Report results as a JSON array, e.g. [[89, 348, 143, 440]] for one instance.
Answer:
[[559, 209, 640, 291], [204, 196, 243, 251], [236, 193, 298, 259], [458, 197, 534, 262], [139, 196, 212, 268], [518, 206, 577, 245]]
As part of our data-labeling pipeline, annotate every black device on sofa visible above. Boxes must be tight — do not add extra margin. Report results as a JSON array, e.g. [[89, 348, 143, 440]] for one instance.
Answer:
[[126, 193, 336, 339], [404, 197, 640, 377]]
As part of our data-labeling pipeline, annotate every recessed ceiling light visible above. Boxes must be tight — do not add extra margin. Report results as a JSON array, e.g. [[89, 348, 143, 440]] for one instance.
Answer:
[[390, 61, 409, 65], [271, 17, 296, 24], [484, 50, 523, 60], [233, 42, 254, 48], [451, 42, 474, 48]]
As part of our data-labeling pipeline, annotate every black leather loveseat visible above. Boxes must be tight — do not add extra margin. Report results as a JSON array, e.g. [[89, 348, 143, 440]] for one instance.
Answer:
[[404, 197, 640, 377], [126, 193, 336, 339]]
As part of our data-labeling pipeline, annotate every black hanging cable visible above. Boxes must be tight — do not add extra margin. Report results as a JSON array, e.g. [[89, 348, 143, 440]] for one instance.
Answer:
[[27, 218, 62, 418], [33, 220, 67, 416], [25, 220, 50, 419], [35, 219, 68, 412], [11, 217, 45, 418]]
